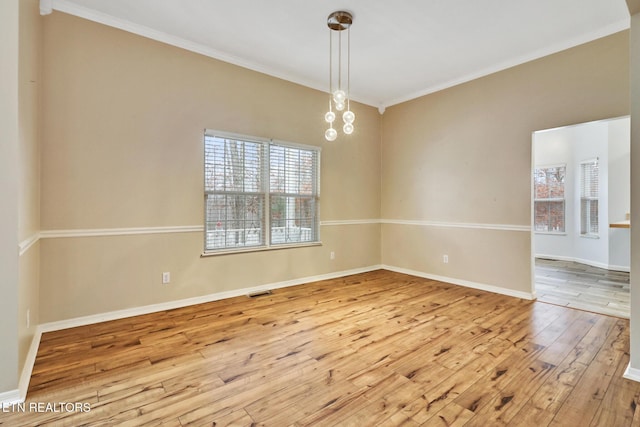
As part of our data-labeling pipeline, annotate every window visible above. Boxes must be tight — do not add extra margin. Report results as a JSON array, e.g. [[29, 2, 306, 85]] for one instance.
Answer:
[[580, 159, 599, 237], [534, 165, 566, 233], [204, 130, 320, 252]]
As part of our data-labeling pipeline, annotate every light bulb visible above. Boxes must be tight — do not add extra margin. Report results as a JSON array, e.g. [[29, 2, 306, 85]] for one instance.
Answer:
[[343, 123, 354, 135], [335, 101, 345, 111], [325, 127, 338, 141], [343, 110, 355, 124], [333, 89, 346, 104], [324, 111, 335, 123]]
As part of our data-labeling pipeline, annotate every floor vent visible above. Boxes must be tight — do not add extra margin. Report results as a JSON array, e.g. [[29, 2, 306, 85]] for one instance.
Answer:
[[247, 290, 272, 298]]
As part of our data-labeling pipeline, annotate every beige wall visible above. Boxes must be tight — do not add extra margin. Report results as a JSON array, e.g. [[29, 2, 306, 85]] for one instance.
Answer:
[[4, 3, 637, 394], [39, 12, 381, 322], [37, 12, 631, 321], [381, 31, 629, 295], [18, 0, 42, 377], [0, 0, 20, 395]]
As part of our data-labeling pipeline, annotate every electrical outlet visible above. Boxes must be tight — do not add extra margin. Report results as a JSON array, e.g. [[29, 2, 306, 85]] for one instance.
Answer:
[[162, 272, 171, 284], [330, 251, 335, 260], [443, 254, 449, 264]]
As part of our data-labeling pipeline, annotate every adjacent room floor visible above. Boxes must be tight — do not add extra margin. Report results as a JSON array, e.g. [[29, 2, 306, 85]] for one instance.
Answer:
[[2, 270, 639, 426], [535, 258, 630, 318]]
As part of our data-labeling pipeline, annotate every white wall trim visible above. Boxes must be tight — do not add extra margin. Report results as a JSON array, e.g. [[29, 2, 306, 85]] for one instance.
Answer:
[[381, 264, 536, 301], [18, 233, 40, 256], [608, 264, 631, 273], [35, 220, 529, 240], [321, 219, 381, 226], [624, 363, 640, 383], [40, 226, 204, 239], [535, 254, 630, 272], [1, 330, 43, 405], [18, 329, 42, 402], [382, 219, 530, 232], [0, 389, 21, 406], [39, 264, 383, 333]]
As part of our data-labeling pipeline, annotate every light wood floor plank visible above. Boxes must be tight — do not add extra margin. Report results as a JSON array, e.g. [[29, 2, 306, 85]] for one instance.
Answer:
[[536, 258, 630, 318], [1, 269, 639, 426]]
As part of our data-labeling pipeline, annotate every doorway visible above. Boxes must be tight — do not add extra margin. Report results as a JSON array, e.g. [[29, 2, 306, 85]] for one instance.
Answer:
[[532, 116, 630, 318]]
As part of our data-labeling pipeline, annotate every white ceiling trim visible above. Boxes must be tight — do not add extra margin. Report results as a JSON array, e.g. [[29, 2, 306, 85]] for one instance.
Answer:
[[385, 18, 630, 107], [47, 0, 631, 111], [40, 0, 52, 15], [49, 0, 380, 108]]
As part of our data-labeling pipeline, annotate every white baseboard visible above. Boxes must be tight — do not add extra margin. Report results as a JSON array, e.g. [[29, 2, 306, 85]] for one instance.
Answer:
[[0, 329, 44, 405], [18, 329, 42, 402], [0, 388, 21, 406], [608, 264, 631, 273], [381, 264, 535, 300], [5, 263, 551, 406], [39, 265, 383, 333], [535, 254, 630, 272], [624, 363, 640, 383], [2, 265, 372, 403]]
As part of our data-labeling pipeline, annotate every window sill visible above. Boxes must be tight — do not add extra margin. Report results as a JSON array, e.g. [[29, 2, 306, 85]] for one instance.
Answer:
[[580, 234, 600, 239], [534, 232, 567, 236], [201, 241, 322, 257]]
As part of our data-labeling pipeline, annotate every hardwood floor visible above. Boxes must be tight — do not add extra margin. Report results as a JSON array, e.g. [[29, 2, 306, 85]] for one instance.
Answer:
[[536, 258, 630, 318], [2, 270, 639, 426]]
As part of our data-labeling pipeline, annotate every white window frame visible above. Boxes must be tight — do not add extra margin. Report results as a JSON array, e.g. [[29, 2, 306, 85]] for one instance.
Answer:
[[203, 129, 321, 255], [580, 158, 599, 238], [534, 164, 566, 234]]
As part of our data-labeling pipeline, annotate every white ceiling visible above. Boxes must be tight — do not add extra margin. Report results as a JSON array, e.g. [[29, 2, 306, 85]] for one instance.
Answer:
[[46, 0, 630, 110]]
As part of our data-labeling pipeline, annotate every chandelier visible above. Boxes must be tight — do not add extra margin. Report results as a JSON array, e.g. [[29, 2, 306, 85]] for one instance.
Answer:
[[324, 11, 355, 141]]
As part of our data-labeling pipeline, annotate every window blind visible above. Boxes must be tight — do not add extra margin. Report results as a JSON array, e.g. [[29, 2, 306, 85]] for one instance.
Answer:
[[204, 131, 320, 252], [580, 159, 599, 236], [269, 145, 319, 245], [204, 135, 266, 250]]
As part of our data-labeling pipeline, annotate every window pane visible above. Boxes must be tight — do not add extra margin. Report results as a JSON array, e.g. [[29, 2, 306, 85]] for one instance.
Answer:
[[205, 136, 263, 193], [534, 201, 565, 232], [270, 145, 318, 195], [270, 197, 317, 244], [548, 201, 565, 232], [534, 165, 565, 233], [534, 169, 548, 199], [534, 201, 549, 232], [547, 167, 565, 198], [589, 200, 599, 233], [205, 194, 264, 250]]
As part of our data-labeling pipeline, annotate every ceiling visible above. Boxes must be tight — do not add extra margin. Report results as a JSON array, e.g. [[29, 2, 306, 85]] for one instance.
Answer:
[[45, 0, 630, 111]]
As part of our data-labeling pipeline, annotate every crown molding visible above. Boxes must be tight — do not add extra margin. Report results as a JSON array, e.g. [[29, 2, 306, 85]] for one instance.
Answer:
[[39, 0, 52, 15], [46, 0, 378, 108], [382, 18, 630, 108]]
